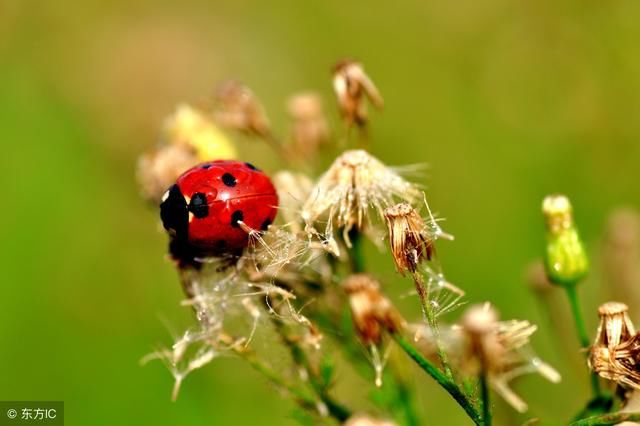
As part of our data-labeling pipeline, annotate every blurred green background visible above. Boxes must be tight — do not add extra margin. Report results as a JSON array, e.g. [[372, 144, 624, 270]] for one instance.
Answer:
[[1, 0, 639, 424]]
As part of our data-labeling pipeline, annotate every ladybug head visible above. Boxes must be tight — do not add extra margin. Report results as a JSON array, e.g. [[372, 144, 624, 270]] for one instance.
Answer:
[[160, 184, 189, 240]]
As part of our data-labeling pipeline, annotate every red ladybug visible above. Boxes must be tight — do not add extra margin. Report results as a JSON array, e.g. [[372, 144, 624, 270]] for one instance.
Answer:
[[160, 161, 278, 261]]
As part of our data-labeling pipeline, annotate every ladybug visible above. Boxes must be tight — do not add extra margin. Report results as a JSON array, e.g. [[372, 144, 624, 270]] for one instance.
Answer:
[[160, 160, 278, 263]]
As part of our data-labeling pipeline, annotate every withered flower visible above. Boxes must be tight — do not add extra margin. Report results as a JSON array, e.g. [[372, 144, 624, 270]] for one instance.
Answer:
[[163, 103, 237, 161], [384, 203, 433, 275], [333, 60, 383, 127], [343, 274, 404, 345], [302, 150, 421, 248], [137, 144, 199, 203], [287, 92, 330, 159], [137, 103, 237, 203], [272, 171, 314, 233], [344, 414, 396, 426], [460, 304, 561, 413], [214, 80, 270, 137], [588, 302, 640, 389]]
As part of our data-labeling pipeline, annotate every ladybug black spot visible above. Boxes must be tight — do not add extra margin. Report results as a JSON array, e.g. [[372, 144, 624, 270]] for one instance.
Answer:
[[160, 184, 189, 240], [260, 218, 272, 231], [231, 210, 244, 228], [188, 192, 209, 218], [201, 163, 212, 169], [222, 173, 237, 187], [245, 162, 259, 171]]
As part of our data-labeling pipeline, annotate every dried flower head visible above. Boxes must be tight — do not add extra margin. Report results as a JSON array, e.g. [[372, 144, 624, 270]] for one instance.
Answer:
[[343, 274, 405, 345], [333, 60, 383, 126], [287, 92, 330, 159], [384, 203, 434, 275], [542, 194, 589, 286], [460, 304, 561, 412], [137, 104, 237, 202], [214, 80, 270, 137], [588, 302, 640, 389], [344, 414, 397, 426], [272, 171, 314, 232], [302, 150, 421, 248], [137, 144, 199, 203], [162, 103, 237, 161]]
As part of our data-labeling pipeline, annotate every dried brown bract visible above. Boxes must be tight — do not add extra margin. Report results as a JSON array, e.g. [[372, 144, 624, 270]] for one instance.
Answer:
[[588, 302, 640, 389], [343, 274, 404, 345], [333, 60, 383, 127], [287, 92, 330, 159], [384, 203, 433, 275], [214, 80, 270, 137]]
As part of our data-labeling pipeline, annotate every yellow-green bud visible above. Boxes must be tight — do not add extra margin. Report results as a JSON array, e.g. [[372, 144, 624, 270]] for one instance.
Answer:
[[542, 195, 589, 286]]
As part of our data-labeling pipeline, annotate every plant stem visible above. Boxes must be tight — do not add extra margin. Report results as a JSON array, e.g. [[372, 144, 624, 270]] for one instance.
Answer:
[[269, 315, 351, 422], [394, 334, 483, 425], [564, 285, 602, 398], [348, 228, 365, 273], [480, 370, 491, 426], [412, 272, 454, 380], [243, 353, 320, 414], [569, 412, 640, 425]]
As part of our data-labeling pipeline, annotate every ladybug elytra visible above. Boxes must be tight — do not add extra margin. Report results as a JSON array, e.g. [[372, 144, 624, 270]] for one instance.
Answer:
[[160, 160, 278, 260]]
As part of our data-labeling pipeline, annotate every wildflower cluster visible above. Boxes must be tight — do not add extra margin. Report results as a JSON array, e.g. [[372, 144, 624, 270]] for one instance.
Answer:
[[137, 60, 638, 426]]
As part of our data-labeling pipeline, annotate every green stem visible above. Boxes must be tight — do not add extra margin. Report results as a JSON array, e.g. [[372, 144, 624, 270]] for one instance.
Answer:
[[569, 412, 640, 425], [565, 285, 590, 348], [348, 228, 365, 273], [244, 353, 319, 414], [480, 370, 491, 426], [394, 334, 482, 425], [269, 316, 351, 422], [564, 285, 602, 398], [412, 272, 454, 380]]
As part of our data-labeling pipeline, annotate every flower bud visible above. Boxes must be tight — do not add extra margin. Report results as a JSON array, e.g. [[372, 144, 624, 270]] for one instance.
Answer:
[[542, 195, 589, 286]]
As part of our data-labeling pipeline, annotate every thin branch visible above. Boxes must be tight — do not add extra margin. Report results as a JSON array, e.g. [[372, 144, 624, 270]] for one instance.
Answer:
[[570, 412, 640, 425], [394, 334, 483, 425]]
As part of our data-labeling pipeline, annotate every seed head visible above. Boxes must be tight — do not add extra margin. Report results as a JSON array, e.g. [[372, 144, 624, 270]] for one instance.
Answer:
[[214, 80, 270, 137], [460, 304, 561, 412], [272, 171, 314, 233], [302, 150, 421, 248], [588, 302, 640, 389], [333, 60, 383, 127], [344, 414, 396, 426], [384, 203, 434, 275], [343, 274, 404, 345], [542, 194, 589, 286], [287, 92, 330, 159]]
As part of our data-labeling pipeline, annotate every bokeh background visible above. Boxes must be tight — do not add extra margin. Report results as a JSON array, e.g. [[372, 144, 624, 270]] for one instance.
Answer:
[[1, 0, 639, 424]]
